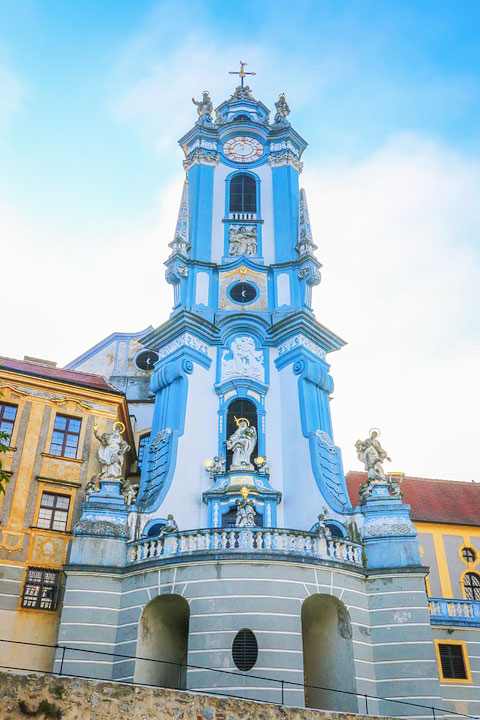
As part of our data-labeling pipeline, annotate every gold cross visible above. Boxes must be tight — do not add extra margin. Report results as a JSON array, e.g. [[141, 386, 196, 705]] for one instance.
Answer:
[[229, 61, 255, 87]]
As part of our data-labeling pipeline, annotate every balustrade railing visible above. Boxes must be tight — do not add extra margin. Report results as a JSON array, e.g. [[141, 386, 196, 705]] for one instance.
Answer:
[[428, 597, 480, 626], [127, 527, 363, 567]]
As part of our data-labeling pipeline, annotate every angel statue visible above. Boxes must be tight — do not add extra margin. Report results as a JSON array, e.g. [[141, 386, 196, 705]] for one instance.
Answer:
[[225, 417, 257, 470], [192, 91, 213, 120], [355, 428, 391, 483], [94, 422, 130, 480]]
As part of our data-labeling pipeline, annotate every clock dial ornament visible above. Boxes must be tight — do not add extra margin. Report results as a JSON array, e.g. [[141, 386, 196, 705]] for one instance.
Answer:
[[223, 136, 264, 163]]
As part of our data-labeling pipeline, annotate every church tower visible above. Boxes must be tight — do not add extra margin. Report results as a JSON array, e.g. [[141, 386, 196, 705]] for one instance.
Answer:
[[59, 68, 439, 715], [136, 65, 352, 536]]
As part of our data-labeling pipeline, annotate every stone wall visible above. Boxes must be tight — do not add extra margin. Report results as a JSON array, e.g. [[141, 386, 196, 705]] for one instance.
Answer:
[[0, 672, 396, 720]]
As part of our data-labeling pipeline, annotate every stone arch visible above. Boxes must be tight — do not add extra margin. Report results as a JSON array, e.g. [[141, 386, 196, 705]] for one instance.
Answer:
[[134, 594, 190, 689], [301, 594, 357, 712]]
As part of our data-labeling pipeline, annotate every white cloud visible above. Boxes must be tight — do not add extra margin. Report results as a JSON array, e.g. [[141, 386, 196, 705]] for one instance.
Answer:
[[304, 134, 480, 482]]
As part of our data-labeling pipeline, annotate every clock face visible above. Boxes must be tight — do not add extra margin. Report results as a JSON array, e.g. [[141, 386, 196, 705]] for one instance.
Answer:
[[228, 281, 258, 304], [223, 136, 264, 163]]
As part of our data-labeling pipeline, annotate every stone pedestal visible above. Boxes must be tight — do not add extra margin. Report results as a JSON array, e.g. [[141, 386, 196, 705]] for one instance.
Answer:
[[361, 479, 421, 569], [70, 477, 129, 568]]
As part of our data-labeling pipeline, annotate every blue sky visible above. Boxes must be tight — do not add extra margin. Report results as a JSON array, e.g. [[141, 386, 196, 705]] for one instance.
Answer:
[[2, 1, 480, 480]]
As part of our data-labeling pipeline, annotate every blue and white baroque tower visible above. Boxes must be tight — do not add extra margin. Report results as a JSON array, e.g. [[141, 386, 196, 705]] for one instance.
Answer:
[[137, 77, 352, 536], [61, 70, 440, 715]]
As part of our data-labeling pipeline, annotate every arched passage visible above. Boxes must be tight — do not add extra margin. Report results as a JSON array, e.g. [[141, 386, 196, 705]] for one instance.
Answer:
[[301, 594, 357, 712], [134, 594, 190, 689]]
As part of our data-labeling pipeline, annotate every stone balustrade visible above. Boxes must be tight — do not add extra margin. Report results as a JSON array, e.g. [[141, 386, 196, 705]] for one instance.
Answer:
[[429, 597, 480, 626], [127, 527, 363, 567]]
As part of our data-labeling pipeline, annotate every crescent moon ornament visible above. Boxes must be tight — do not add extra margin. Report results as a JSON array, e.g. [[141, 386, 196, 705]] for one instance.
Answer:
[[113, 421, 126, 433]]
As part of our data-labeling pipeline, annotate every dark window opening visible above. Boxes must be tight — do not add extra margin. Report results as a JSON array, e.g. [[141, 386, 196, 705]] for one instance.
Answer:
[[229, 174, 256, 213], [221, 509, 263, 528], [22, 567, 60, 611], [438, 643, 468, 680], [49, 414, 81, 458], [36, 492, 70, 532], [232, 628, 258, 671], [462, 547, 476, 563], [146, 522, 166, 537], [226, 398, 258, 470], [464, 572, 480, 600], [0, 402, 17, 446], [234, 114, 251, 122], [138, 434, 150, 470]]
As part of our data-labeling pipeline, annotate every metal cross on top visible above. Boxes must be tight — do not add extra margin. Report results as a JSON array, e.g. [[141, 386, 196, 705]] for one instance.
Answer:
[[229, 61, 255, 87]]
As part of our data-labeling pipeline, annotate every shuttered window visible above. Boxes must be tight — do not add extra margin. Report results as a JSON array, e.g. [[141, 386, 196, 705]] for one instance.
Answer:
[[438, 643, 468, 680], [232, 628, 258, 671]]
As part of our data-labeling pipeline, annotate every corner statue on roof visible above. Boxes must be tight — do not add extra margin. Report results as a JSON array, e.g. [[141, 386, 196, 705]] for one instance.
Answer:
[[94, 422, 130, 480], [355, 429, 391, 483]]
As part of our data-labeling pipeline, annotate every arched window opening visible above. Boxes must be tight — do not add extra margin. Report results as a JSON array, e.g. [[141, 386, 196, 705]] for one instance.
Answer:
[[232, 628, 258, 671], [234, 114, 251, 122], [463, 572, 480, 600], [326, 523, 345, 538], [134, 595, 190, 689], [301, 594, 357, 712], [229, 174, 257, 214], [226, 398, 258, 470], [146, 522, 165, 537]]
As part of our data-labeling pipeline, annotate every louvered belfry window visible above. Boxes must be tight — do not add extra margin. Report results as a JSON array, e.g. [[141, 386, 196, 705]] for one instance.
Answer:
[[438, 643, 468, 680], [229, 174, 256, 213], [232, 628, 258, 671]]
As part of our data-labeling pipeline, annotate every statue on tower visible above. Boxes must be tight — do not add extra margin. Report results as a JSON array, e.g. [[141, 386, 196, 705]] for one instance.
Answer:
[[226, 417, 257, 469], [192, 91, 213, 121], [355, 429, 391, 483], [274, 93, 290, 123]]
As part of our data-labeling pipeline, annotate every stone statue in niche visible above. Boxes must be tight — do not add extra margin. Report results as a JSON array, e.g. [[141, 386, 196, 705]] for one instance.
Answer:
[[226, 417, 257, 470], [229, 225, 257, 256], [355, 428, 391, 483], [159, 514, 179, 536], [221, 336, 264, 382], [274, 92, 291, 123], [94, 422, 130, 480], [235, 487, 257, 527], [192, 91, 213, 120]]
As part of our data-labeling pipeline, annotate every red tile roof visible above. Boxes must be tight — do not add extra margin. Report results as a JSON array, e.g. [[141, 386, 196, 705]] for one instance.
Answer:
[[0, 356, 122, 394], [346, 471, 480, 526]]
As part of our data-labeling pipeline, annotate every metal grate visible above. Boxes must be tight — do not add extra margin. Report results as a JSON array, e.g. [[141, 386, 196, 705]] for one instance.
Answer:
[[438, 643, 467, 679], [232, 628, 258, 671]]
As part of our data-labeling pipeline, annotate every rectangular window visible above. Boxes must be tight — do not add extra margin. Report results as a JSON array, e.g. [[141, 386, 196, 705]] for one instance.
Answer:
[[137, 434, 150, 470], [49, 414, 81, 458], [0, 402, 18, 446], [21, 567, 60, 611], [436, 641, 471, 682], [36, 491, 71, 532]]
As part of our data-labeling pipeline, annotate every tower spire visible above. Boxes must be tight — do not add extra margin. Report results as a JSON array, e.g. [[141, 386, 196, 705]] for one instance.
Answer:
[[168, 180, 190, 257]]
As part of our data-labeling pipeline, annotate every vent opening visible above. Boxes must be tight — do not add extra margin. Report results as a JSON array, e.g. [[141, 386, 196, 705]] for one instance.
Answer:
[[232, 628, 258, 671]]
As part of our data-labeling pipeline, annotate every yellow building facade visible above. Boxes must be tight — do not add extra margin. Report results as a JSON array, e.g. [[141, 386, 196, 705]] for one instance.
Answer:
[[0, 356, 133, 673]]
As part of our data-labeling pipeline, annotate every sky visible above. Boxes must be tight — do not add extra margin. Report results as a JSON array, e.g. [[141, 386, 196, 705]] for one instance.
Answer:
[[2, 0, 480, 482]]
